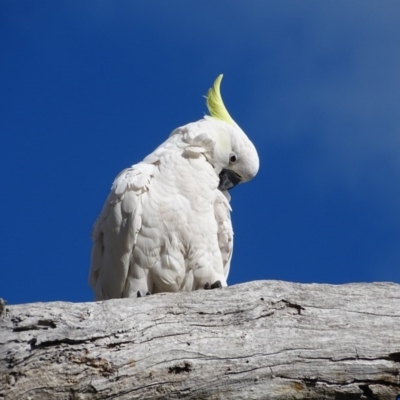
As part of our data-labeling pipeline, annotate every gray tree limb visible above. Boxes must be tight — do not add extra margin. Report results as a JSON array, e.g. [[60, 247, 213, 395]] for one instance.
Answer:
[[1, 280, 400, 400]]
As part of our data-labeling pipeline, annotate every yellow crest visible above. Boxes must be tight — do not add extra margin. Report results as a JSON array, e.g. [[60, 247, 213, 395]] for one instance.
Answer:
[[206, 74, 236, 126]]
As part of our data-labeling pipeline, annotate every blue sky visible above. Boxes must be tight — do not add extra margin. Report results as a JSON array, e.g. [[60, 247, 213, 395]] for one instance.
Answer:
[[2, 1, 400, 304]]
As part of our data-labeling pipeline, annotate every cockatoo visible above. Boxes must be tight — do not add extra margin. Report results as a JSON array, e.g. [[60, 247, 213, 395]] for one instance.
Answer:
[[89, 75, 259, 300]]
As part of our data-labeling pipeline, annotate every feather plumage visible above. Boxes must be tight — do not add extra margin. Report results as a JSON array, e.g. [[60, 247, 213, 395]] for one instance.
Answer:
[[89, 76, 259, 300], [206, 74, 236, 127]]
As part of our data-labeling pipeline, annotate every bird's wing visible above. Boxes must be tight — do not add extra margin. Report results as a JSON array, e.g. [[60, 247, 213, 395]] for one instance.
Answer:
[[89, 163, 154, 300], [214, 189, 233, 280]]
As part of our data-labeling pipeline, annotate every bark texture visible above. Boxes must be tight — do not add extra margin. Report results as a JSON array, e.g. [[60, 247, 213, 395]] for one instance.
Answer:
[[1, 280, 400, 400]]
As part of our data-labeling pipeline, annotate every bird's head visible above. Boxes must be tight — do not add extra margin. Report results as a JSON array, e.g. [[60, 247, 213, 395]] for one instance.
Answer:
[[204, 75, 259, 190]]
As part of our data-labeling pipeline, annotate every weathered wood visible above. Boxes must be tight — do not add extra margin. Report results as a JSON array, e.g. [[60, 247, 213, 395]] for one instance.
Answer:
[[1, 280, 400, 399]]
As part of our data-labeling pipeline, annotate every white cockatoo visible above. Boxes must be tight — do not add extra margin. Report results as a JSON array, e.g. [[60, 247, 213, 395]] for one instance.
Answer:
[[89, 75, 259, 300]]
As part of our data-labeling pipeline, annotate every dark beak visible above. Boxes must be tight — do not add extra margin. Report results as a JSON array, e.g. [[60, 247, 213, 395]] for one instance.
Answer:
[[218, 169, 242, 191]]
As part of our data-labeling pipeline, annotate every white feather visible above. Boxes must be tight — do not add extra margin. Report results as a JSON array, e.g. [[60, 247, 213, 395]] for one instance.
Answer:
[[89, 116, 258, 300]]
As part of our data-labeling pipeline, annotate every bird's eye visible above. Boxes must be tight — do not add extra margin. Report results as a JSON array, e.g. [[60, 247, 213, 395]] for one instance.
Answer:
[[229, 153, 237, 164]]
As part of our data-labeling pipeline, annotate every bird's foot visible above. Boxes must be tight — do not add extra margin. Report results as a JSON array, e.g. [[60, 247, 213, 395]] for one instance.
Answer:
[[204, 280, 222, 290], [137, 291, 151, 298]]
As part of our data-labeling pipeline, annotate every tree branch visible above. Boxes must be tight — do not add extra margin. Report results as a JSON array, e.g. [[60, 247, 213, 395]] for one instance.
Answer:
[[1, 280, 400, 399]]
